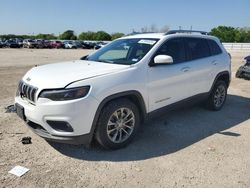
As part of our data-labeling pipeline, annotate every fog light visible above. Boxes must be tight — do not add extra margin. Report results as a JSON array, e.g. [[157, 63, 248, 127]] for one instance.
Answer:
[[46, 121, 74, 132]]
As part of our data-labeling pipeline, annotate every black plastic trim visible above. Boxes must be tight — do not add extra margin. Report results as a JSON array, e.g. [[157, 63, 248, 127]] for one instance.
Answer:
[[148, 93, 209, 119], [26, 121, 91, 145]]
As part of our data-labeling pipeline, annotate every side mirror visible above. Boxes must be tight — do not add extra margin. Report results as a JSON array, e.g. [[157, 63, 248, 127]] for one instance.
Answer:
[[154, 55, 173, 65]]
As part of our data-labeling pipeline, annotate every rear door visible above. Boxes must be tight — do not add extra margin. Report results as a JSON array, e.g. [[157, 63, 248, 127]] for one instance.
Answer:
[[183, 37, 214, 96]]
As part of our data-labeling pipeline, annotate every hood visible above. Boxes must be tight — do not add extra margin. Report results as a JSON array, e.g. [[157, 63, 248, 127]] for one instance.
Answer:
[[23, 60, 129, 89]]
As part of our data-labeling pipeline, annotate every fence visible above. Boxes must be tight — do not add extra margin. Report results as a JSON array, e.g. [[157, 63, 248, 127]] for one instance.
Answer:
[[223, 43, 250, 51]]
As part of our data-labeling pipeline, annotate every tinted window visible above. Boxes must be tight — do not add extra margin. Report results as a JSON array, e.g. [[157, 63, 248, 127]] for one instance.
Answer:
[[207, 39, 222, 55], [185, 38, 210, 60], [155, 38, 186, 63]]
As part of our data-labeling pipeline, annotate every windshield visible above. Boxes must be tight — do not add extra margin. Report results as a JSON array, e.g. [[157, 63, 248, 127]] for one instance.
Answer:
[[86, 38, 159, 65]]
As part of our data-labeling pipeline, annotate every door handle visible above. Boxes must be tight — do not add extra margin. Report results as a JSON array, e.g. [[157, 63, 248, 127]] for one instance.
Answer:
[[211, 60, 218, 65], [181, 67, 190, 72]]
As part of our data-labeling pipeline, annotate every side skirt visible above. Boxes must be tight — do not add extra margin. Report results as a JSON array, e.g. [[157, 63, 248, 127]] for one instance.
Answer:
[[147, 92, 210, 120]]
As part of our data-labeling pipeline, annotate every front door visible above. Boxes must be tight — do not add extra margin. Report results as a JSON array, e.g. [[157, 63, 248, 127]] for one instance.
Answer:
[[147, 38, 194, 111]]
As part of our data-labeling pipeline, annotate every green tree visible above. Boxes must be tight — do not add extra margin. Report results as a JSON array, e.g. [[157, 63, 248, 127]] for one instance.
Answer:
[[78, 31, 112, 41], [111, 32, 125, 40], [210, 26, 236, 42], [36, 34, 57, 40], [59, 30, 77, 40], [210, 26, 250, 42], [94, 31, 111, 41], [78, 31, 96, 40]]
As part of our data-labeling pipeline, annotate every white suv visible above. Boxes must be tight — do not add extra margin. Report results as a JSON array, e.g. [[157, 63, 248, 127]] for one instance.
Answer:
[[15, 30, 231, 149]]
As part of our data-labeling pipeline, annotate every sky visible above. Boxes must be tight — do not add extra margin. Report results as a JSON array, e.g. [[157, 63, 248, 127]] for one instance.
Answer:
[[0, 0, 250, 35]]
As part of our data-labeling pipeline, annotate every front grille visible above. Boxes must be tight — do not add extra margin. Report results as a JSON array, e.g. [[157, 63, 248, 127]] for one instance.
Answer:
[[17, 81, 38, 102]]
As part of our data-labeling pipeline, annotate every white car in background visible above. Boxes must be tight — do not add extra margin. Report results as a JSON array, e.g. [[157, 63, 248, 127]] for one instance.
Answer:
[[63, 41, 77, 49], [23, 39, 37, 48], [15, 30, 231, 149]]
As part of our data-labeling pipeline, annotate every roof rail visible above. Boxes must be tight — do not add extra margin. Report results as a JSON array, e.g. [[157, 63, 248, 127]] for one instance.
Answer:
[[126, 32, 156, 36], [165, 30, 209, 35]]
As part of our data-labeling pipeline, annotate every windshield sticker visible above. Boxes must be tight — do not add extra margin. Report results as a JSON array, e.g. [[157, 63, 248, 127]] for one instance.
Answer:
[[132, 58, 138, 62], [138, 39, 156, 45]]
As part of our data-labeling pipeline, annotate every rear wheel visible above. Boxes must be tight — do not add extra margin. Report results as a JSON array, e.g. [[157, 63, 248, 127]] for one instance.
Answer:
[[206, 80, 227, 111], [95, 99, 140, 149]]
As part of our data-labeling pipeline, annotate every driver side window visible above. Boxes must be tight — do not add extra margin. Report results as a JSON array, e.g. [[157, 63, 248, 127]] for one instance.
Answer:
[[155, 38, 186, 64]]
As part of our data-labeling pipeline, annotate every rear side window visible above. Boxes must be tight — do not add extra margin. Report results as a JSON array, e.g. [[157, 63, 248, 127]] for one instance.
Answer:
[[207, 39, 222, 55], [185, 38, 210, 60], [155, 38, 186, 63]]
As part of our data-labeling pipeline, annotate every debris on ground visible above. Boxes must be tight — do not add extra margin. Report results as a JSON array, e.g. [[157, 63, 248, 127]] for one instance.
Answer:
[[21, 137, 32, 144], [8, 166, 29, 177], [236, 55, 250, 80], [5, 105, 16, 113]]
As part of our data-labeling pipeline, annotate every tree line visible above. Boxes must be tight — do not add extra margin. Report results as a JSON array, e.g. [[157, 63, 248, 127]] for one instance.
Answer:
[[0, 30, 125, 41], [1, 26, 250, 42], [210, 26, 250, 42]]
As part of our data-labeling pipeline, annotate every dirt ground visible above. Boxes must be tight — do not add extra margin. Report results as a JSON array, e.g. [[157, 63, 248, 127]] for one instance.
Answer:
[[0, 48, 249, 188]]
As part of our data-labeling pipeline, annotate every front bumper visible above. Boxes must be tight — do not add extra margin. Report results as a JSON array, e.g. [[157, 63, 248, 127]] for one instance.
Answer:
[[15, 95, 99, 145], [26, 120, 92, 145]]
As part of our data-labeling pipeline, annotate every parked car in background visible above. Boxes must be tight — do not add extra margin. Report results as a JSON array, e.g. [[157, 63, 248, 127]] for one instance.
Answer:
[[35, 39, 45, 48], [23, 39, 38, 48], [64, 41, 77, 49], [74, 41, 84, 49], [5, 39, 21, 48], [50, 41, 64, 49], [17, 39, 23, 48], [0, 41, 4, 48], [81, 42, 93, 49], [82, 41, 96, 49], [94, 42, 108, 50], [43, 40, 51, 48]]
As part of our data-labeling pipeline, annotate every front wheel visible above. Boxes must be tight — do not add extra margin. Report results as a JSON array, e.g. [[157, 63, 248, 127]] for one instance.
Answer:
[[206, 80, 227, 111], [95, 99, 140, 149]]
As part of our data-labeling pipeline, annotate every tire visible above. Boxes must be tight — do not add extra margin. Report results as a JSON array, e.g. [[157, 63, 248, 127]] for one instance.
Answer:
[[206, 80, 227, 111], [95, 99, 140, 149], [236, 66, 243, 78]]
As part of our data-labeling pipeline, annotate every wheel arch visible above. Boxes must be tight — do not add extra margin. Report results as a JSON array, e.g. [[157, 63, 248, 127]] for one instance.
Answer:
[[210, 71, 230, 93], [88, 90, 147, 144]]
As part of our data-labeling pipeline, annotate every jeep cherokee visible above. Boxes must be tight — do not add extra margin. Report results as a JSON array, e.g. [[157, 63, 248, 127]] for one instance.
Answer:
[[15, 30, 231, 149]]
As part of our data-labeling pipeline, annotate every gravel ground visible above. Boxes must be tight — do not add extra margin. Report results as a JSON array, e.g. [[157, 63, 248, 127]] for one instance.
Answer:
[[0, 48, 249, 188]]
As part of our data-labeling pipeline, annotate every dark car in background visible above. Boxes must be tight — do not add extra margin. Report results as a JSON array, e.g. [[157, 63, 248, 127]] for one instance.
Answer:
[[94, 41, 108, 50], [81, 41, 94, 49], [35, 39, 51, 48], [5, 39, 21, 48], [0, 41, 4, 48]]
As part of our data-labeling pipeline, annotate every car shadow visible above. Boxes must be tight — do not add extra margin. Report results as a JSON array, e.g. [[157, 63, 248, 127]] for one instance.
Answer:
[[48, 94, 250, 161]]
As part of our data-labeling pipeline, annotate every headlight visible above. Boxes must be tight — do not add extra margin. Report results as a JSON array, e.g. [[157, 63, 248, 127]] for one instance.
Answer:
[[39, 86, 90, 101]]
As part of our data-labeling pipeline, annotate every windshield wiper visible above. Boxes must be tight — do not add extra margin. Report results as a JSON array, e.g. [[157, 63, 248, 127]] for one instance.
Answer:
[[97, 59, 114, 64]]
